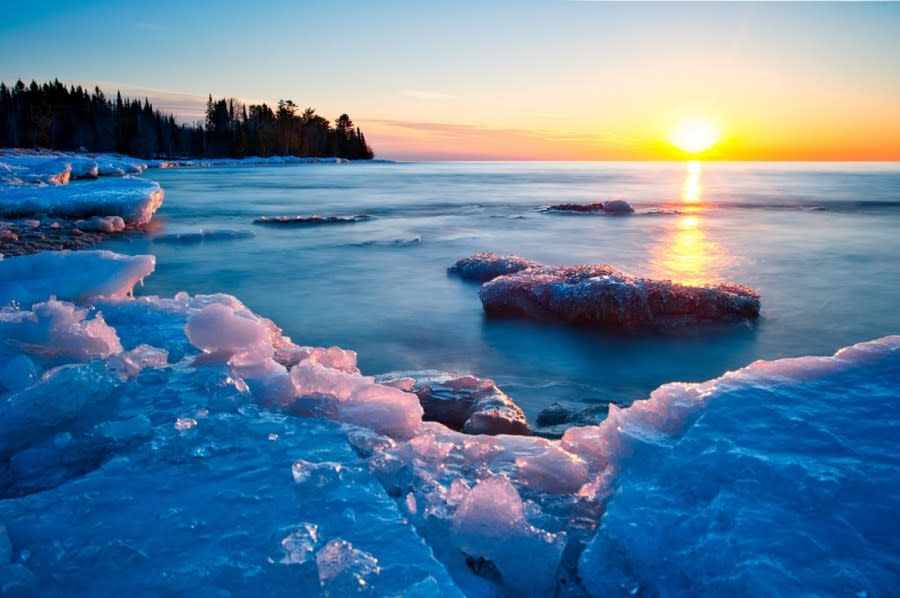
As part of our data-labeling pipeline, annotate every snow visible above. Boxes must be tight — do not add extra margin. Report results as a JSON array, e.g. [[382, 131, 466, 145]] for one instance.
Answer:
[[148, 155, 351, 168], [0, 246, 896, 596], [0, 150, 147, 184]]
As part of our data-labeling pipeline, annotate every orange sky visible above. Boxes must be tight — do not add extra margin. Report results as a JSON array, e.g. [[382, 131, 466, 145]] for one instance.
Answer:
[[5, 2, 899, 160]]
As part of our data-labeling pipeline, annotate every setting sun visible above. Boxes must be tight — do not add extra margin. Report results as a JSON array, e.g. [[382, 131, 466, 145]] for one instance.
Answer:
[[670, 117, 721, 154]]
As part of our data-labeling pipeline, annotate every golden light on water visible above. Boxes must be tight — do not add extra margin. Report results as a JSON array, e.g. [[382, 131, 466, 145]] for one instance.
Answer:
[[651, 161, 730, 286], [681, 160, 702, 204], [670, 118, 720, 154]]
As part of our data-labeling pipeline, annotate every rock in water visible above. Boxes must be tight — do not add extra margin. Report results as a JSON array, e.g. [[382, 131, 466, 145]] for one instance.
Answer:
[[377, 371, 530, 436], [475, 262, 759, 331], [540, 200, 634, 214], [253, 214, 372, 226], [447, 253, 541, 282]]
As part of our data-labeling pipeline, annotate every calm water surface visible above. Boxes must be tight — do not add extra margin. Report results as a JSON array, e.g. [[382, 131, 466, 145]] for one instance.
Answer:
[[101, 161, 900, 424]]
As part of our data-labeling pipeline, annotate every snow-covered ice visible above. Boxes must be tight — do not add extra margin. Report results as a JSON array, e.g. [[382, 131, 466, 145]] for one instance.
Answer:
[[0, 176, 163, 225]]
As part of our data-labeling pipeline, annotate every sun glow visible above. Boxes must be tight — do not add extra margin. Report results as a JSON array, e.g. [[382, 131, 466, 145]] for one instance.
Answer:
[[670, 118, 720, 154]]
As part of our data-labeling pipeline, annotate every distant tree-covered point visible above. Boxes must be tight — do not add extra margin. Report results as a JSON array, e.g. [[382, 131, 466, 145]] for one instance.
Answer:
[[0, 79, 375, 160]]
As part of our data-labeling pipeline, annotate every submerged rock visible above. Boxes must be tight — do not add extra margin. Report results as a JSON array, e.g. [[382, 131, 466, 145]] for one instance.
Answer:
[[455, 255, 760, 330], [253, 214, 373, 226], [378, 371, 530, 436], [541, 200, 634, 214], [447, 252, 541, 282]]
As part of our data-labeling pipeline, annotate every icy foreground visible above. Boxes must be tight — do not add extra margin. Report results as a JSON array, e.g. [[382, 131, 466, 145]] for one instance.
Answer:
[[1, 151, 164, 257], [452, 253, 760, 330], [0, 250, 897, 595]]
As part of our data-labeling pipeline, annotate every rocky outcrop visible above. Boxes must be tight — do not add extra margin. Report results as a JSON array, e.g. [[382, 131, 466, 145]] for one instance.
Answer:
[[540, 200, 634, 214], [378, 371, 530, 436], [447, 253, 541, 282], [450, 253, 761, 331]]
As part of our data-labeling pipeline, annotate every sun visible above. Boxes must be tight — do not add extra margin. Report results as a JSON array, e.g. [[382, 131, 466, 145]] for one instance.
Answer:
[[670, 117, 720, 154]]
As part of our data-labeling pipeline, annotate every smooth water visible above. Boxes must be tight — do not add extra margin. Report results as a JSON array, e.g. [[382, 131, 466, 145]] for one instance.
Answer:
[[102, 161, 900, 423]]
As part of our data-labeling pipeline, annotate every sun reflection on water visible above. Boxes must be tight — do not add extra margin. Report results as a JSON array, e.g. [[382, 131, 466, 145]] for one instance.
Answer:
[[651, 161, 730, 286]]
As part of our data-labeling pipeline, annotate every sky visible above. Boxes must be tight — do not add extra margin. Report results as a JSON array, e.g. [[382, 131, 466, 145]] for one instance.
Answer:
[[1, 0, 899, 160]]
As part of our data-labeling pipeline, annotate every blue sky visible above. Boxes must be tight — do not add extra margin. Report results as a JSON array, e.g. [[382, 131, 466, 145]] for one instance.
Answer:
[[2, 1, 899, 159]]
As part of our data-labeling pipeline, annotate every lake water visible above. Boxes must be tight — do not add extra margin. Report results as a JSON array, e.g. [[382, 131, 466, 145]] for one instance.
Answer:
[[102, 160, 900, 425]]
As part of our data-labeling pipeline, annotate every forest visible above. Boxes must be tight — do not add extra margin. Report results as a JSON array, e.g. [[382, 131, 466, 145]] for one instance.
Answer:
[[0, 79, 375, 160]]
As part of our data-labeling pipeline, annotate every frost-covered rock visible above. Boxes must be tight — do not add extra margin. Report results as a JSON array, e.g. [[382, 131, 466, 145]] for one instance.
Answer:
[[379, 370, 530, 435], [477, 260, 760, 330], [447, 252, 540, 282]]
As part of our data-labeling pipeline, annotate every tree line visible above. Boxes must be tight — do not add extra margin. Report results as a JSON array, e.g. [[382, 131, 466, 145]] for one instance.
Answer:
[[0, 79, 375, 160]]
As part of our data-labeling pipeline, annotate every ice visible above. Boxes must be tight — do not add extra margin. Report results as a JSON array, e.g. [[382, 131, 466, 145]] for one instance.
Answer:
[[0, 354, 38, 393], [0, 176, 163, 225], [0, 155, 71, 186], [0, 245, 895, 595], [465, 256, 760, 330], [0, 298, 122, 360], [447, 252, 541, 282], [0, 250, 155, 307], [316, 539, 380, 593], [185, 303, 275, 363], [280, 523, 319, 565], [578, 335, 900, 597], [0, 150, 151, 184], [0, 362, 121, 460], [74, 215, 126, 233], [451, 477, 565, 596]]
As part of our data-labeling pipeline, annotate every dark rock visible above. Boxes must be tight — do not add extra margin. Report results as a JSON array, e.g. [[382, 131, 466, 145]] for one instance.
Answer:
[[377, 370, 530, 436], [541, 200, 634, 214], [448, 252, 541, 282]]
